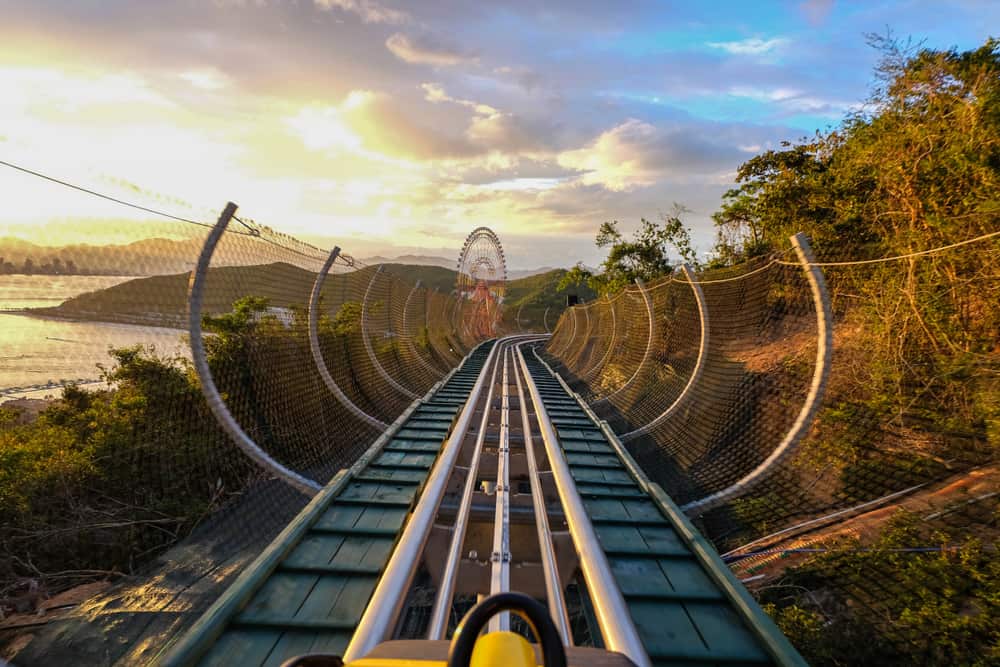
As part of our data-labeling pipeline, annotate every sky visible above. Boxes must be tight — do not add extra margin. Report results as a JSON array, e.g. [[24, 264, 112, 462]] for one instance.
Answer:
[[1, 1, 998, 269]]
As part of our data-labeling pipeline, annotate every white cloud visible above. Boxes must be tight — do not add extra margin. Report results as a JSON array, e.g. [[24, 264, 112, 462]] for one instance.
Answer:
[[557, 119, 662, 192], [728, 86, 853, 116], [178, 68, 229, 91], [386, 33, 477, 66], [707, 37, 788, 55], [421, 83, 497, 115], [313, 0, 407, 24]]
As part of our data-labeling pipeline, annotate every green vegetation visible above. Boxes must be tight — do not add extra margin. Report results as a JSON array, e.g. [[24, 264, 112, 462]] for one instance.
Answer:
[[502, 268, 596, 331], [0, 345, 239, 597], [717, 35, 1000, 665], [557, 35, 1000, 664], [762, 512, 1000, 666], [0, 294, 421, 605], [557, 206, 698, 296]]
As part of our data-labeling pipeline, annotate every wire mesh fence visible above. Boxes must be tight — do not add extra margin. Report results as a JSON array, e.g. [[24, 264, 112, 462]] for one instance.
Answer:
[[0, 197, 485, 664], [543, 232, 1000, 665]]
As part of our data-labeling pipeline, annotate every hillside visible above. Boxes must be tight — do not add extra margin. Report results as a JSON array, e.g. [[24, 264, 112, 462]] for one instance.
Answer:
[[502, 268, 596, 331], [31, 261, 574, 329]]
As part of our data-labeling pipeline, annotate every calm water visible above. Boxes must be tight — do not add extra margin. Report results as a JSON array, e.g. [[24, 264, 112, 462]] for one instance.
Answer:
[[0, 274, 135, 309], [0, 275, 189, 398]]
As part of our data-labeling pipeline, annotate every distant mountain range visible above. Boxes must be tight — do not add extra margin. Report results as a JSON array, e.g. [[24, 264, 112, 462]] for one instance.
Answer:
[[0, 237, 565, 279]]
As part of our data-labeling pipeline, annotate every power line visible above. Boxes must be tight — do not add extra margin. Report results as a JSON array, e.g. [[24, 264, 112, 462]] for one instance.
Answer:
[[0, 158, 333, 263], [0, 158, 224, 231]]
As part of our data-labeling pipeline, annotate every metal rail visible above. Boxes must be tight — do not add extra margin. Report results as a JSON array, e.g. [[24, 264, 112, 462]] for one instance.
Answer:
[[426, 346, 502, 639], [516, 343, 652, 667], [488, 347, 512, 632], [511, 343, 573, 645], [344, 337, 550, 662]]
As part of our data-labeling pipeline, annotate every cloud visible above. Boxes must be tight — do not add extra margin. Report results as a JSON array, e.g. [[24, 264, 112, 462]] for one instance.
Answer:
[[728, 86, 853, 116], [557, 119, 742, 192], [313, 0, 407, 24], [707, 37, 788, 55], [385, 32, 477, 66], [286, 89, 478, 161], [178, 68, 229, 91], [421, 82, 497, 115]]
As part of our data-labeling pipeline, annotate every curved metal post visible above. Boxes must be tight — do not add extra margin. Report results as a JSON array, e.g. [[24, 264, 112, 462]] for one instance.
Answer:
[[593, 277, 655, 406], [564, 302, 592, 372], [550, 305, 578, 358], [362, 265, 419, 400], [682, 233, 833, 515], [516, 301, 525, 332], [402, 280, 444, 379], [189, 202, 321, 497], [582, 294, 616, 381], [308, 248, 388, 430], [543, 306, 551, 333], [621, 264, 708, 442]]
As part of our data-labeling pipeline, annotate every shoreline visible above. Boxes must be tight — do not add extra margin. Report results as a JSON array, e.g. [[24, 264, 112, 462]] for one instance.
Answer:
[[0, 307, 188, 331]]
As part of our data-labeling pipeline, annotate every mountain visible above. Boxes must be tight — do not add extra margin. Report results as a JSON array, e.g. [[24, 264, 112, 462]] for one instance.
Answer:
[[28, 258, 588, 335], [508, 266, 558, 280], [360, 254, 455, 268]]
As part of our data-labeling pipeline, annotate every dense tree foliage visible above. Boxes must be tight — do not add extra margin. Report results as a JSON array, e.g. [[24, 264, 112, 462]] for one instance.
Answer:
[[712, 35, 1000, 263], [559, 206, 697, 296], [715, 36, 1000, 665]]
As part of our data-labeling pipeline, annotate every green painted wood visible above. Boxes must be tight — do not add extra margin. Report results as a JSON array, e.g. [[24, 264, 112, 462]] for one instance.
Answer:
[[526, 349, 807, 667], [161, 341, 497, 667]]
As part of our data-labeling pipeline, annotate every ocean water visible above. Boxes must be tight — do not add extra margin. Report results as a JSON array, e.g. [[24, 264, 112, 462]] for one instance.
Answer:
[[0, 275, 189, 398], [0, 274, 135, 309]]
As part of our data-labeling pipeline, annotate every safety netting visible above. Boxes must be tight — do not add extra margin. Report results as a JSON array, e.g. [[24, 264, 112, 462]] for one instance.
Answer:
[[0, 191, 482, 664], [544, 231, 1000, 664]]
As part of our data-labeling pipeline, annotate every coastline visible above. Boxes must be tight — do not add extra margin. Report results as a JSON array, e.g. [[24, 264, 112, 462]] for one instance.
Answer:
[[1, 307, 188, 330]]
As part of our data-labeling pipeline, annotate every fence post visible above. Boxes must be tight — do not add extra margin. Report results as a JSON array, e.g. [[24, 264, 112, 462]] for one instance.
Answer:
[[189, 202, 321, 496]]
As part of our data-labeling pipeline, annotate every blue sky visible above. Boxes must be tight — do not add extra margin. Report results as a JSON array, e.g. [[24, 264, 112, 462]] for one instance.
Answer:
[[0, 1, 997, 267]]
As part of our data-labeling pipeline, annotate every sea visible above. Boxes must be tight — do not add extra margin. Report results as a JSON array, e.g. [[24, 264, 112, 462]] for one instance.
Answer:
[[0, 275, 190, 400]]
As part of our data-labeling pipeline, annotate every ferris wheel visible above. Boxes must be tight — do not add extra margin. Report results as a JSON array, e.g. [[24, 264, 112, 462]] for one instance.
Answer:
[[455, 227, 507, 338]]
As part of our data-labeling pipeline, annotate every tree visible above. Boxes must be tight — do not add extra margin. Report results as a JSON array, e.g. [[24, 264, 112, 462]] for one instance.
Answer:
[[584, 205, 698, 295]]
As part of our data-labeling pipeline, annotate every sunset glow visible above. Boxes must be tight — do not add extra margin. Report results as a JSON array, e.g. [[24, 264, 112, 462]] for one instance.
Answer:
[[2, 1, 997, 266]]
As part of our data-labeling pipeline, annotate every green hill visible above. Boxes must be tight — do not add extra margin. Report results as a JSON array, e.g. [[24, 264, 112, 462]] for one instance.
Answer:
[[503, 268, 596, 332], [32, 260, 588, 333]]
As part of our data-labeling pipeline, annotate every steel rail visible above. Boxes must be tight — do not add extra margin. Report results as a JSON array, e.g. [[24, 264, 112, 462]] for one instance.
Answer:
[[308, 246, 388, 431], [344, 335, 537, 662], [426, 344, 502, 639], [189, 202, 321, 497], [620, 264, 709, 442], [362, 265, 420, 400], [516, 344, 652, 667], [511, 342, 573, 645], [488, 347, 512, 632]]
